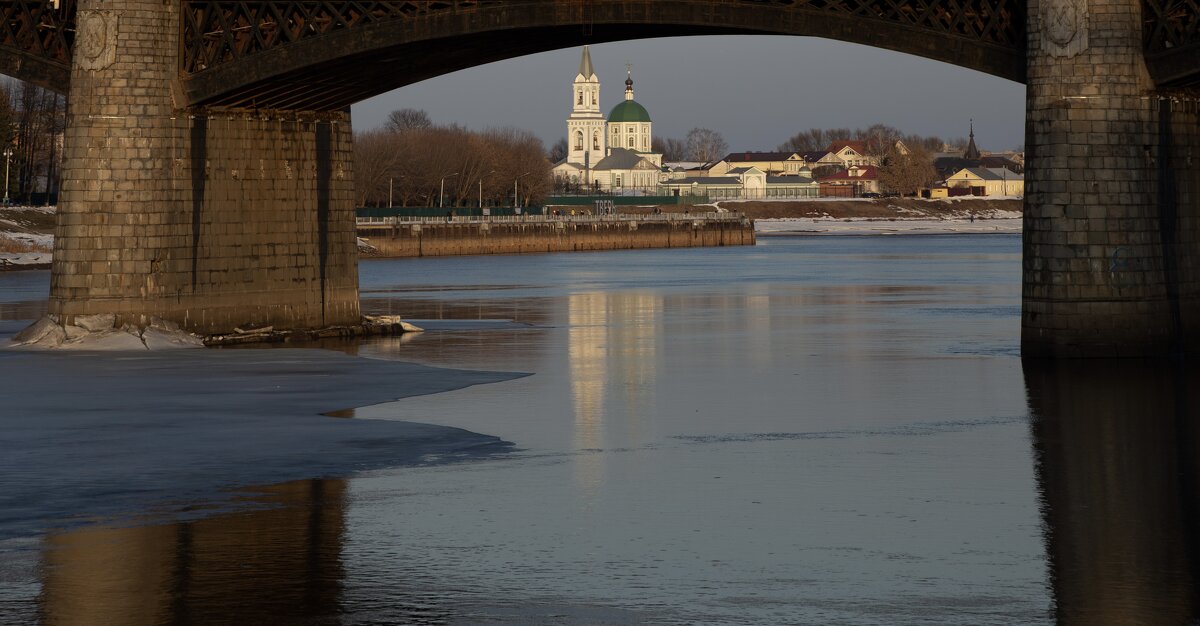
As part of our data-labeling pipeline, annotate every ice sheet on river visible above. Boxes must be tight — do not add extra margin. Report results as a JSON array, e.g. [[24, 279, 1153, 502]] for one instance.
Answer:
[[0, 347, 523, 540]]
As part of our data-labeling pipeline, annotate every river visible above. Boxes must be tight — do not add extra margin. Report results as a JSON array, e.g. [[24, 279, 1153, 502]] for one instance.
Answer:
[[1, 234, 1197, 625]]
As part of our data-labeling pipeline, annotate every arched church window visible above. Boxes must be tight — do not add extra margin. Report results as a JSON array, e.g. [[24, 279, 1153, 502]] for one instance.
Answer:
[[628, 137, 634, 148], [577, 91, 583, 105], [575, 131, 584, 150], [593, 132, 600, 151]]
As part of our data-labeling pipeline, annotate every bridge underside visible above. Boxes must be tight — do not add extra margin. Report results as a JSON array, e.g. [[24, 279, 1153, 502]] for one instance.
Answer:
[[179, 7, 1025, 110]]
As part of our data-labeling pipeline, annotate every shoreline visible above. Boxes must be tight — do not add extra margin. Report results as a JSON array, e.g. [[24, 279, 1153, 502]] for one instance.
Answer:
[[754, 216, 1021, 236]]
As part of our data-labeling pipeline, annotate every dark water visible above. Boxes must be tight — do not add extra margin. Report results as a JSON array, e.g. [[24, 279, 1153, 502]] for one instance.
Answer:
[[2, 235, 1198, 624]]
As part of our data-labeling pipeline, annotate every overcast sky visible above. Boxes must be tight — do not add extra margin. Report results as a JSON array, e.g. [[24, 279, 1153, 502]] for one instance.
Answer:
[[351, 35, 1026, 153]]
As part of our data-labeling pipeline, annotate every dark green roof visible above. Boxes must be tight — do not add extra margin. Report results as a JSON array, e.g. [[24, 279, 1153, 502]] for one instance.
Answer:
[[608, 100, 651, 123]]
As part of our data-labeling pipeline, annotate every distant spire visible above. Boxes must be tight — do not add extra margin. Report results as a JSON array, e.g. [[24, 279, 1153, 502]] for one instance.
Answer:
[[964, 118, 981, 161], [579, 45, 595, 79], [625, 63, 634, 101]]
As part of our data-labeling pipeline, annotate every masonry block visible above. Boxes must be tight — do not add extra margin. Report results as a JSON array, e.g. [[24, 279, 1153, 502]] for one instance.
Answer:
[[1022, 0, 1200, 357], [48, 0, 359, 334]]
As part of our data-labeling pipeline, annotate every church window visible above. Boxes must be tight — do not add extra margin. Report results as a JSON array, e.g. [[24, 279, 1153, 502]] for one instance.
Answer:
[[577, 90, 583, 105], [628, 137, 634, 148], [593, 132, 600, 151], [643, 138, 649, 149], [575, 131, 584, 150], [615, 175, 622, 187]]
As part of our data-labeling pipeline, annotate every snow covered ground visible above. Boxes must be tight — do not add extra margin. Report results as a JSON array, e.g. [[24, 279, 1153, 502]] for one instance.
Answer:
[[0, 252, 50, 268], [756, 215, 1022, 236], [0, 205, 55, 269]]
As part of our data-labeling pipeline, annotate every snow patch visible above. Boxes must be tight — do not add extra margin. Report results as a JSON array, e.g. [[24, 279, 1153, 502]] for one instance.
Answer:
[[755, 217, 1022, 235], [0, 252, 51, 268], [8, 315, 205, 351]]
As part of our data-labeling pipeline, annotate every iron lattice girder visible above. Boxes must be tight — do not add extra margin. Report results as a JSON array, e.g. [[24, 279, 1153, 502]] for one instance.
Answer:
[[0, 0, 75, 92], [180, 0, 1023, 74], [0, 0, 1196, 99], [1144, 0, 1200, 85], [178, 0, 1028, 108]]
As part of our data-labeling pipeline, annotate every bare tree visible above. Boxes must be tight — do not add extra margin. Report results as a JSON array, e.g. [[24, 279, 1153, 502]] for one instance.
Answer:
[[11, 82, 64, 202], [877, 144, 937, 196], [779, 125, 956, 156], [355, 123, 553, 208], [777, 128, 831, 153], [548, 137, 568, 163], [685, 127, 728, 163], [0, 82, 15, 201], [354, 129, 401, 206], [653, 136, 688, 161], [860, 124, 903, 161], [385, 108, 433, 133]]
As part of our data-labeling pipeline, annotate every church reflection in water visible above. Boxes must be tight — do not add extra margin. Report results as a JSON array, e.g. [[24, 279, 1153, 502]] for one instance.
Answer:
[[37, 479, 347, 626], [1025, 359, 1200, 624], [567, 290, 661, 495]]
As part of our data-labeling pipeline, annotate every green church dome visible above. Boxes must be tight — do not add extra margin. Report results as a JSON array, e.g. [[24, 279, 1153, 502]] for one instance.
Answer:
[[608, 100, 651, 123]]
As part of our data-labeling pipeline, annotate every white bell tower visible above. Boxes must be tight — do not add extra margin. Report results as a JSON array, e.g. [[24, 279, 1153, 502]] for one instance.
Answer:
[[566, 46, 606, 170]]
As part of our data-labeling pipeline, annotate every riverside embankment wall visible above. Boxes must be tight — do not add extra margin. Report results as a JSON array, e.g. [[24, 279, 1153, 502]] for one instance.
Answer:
[[357, 217, 755, 258]]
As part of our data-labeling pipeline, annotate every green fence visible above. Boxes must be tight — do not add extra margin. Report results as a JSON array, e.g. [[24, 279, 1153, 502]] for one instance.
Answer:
[[357, 206, 534, 219], [544, 194, 709, 206]]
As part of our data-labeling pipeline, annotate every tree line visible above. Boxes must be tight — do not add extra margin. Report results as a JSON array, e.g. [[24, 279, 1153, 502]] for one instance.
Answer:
[[548, 126, 731, 164], [356, 108, 552, 208], [0, 79, 65, 204], [777, 124, 967, 155]]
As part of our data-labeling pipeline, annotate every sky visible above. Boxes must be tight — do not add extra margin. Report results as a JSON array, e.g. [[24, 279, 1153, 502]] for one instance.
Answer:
[[351, 35, 1026, 154]]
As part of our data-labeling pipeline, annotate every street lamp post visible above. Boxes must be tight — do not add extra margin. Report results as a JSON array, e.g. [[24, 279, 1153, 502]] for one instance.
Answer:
[[514, 171, 530, 208], [479, 169, 495, 210], [388, 177, 393, 208], [439, 172, 458, 208], [2, 148, 12, 205]]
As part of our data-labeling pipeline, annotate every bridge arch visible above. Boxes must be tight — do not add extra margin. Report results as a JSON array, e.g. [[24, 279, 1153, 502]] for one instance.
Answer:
[[178, 0, 1025, 110]]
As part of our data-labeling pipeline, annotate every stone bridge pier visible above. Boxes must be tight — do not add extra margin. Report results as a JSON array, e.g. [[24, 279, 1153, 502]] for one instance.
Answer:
[[49, 0, 359, 334], [1023, 0, 1200, 357]]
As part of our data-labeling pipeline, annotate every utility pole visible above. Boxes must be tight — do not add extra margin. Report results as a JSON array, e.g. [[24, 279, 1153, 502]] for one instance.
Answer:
[[440, 172, 458, 208], [515, 171, 530, 208], [2, 148, 11, 205]]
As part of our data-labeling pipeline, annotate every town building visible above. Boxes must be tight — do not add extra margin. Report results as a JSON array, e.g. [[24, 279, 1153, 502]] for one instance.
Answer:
[[944, 167, 1025, 196], [659, 166, 819, 199], [932, 122, 1023, 178], [552, 47, 663, 193], [716, 151, 809, 176], [817, 165, 880, 196]]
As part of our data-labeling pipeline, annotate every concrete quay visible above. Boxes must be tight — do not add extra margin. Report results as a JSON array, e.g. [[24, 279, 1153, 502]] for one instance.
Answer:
[[356, 213, 756, 258]]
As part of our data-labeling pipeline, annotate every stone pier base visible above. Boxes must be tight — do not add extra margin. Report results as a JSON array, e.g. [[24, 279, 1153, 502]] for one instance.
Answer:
[[1021, 0, 1200, 357], [48, 0, 359, 334]]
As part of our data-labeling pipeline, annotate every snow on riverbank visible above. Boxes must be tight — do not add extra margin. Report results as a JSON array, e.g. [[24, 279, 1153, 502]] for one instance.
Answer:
[[756, 215, 1022, 236], [0, 252, 51, 269], [0, 206, 55, 269]]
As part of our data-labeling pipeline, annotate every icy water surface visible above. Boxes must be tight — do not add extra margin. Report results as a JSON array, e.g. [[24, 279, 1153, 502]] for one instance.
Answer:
[[3, 235, 1199, 625]]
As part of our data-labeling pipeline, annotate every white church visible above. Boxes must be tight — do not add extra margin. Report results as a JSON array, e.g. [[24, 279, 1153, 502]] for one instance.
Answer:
[[552, 46, 663, 194]]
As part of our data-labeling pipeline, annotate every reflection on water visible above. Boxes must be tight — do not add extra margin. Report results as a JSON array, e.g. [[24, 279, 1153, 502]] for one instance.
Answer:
[[566, 291, 661, 495], [9, 237, 1200, 623], [569, 292, 609, 496], [1026, 359, 1200, 624], [37, 480, 346, 626]]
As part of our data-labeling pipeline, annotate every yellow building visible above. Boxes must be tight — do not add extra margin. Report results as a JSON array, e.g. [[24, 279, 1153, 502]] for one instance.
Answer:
[[945, 167, 1025, 197]]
